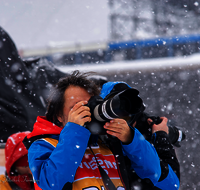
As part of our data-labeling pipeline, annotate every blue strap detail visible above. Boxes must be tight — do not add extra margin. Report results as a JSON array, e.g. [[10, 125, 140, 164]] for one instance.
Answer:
[[152, 133, 157, 145]]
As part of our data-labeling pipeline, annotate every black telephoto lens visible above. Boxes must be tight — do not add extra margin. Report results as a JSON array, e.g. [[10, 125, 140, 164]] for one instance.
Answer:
[[168, 125, 186, 147], [93, 88, 144, 122]]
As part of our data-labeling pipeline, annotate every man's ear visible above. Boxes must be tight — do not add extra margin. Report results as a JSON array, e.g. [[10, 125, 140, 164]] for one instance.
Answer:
[[57, 115, 63, 123]]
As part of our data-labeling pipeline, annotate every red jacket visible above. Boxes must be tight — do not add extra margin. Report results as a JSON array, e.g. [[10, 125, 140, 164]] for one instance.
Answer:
[[25, 116, 62, 190], [5, 131, 34, 190]]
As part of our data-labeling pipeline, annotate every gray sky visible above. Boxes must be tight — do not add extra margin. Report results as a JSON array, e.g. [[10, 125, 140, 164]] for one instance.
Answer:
[[0, 0, 109, 49]]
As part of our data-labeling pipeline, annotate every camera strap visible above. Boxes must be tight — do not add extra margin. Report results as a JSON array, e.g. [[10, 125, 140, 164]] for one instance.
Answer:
[[89, 146, 117, 190], [107, 137, 129, 190]]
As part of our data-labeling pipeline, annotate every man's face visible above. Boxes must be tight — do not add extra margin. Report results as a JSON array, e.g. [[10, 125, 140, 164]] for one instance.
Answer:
[[58, 85, 91, 127]]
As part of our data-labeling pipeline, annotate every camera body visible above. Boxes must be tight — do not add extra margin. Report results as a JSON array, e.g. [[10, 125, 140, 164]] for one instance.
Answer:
[[84, 95, 107, 135], [132, 112, 185, 147], [85, 88, 145, 135]]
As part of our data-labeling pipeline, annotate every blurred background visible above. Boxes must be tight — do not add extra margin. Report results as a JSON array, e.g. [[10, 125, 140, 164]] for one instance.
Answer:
[[1, 0, 200, 190], [2, 0, 200, 62]]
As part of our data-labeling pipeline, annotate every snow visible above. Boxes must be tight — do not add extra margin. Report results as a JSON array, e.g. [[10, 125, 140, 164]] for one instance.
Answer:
[[0, 1, 200, 189], [0, 54, 200, 190], [57, 53, 200, 74], [0, 0, 109, 49], [1, 0, 199, 53], [56, 54, 200, 190], [2, 54, 199, 177]]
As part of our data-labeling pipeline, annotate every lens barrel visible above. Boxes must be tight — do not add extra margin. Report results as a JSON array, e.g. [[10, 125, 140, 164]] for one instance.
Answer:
[[93, 89, 144, 122]]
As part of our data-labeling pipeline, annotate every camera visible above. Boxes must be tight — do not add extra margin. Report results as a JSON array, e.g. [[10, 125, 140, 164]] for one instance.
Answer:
[[85, 86, 185, 147], [85, 88, 145, 135], [129, 112, 186, 147]]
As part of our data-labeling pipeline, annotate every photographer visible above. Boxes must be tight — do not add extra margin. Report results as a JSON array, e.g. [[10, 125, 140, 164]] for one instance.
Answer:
[[100, 81, 180, 189], [23, 70, 179, 190]]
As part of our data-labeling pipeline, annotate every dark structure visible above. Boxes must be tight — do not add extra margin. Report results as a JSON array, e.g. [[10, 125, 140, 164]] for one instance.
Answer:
[[108, 0, 200, 41], [0, 26, 67, 143]]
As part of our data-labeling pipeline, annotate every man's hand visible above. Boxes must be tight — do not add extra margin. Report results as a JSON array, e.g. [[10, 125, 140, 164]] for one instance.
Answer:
[[68, 101, 91, 126], [104, 118, 134, 144], [148, 117, 169, 134]]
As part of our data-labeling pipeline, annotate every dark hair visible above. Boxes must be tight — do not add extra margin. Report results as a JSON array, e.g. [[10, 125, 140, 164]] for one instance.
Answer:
[[46, 70, 100, 126]]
